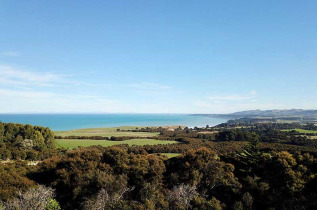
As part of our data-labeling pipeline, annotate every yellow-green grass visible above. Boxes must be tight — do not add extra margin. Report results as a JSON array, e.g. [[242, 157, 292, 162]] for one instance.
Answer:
[[305, 135, 317, 139], [281, 129, 317, 134], [158, 153, 181, 158], [276, 120, 302, 124], [54, 126, 159, 138], [198, 131, 218, 134], [55, 138, 179, 149]]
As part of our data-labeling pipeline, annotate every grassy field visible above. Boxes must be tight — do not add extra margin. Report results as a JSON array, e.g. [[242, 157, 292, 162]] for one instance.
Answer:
[[276, 120, 302, 124], [198, 131, 218, 134], [302, 135, 317, 139], [55, 138, 179, 149], [54, 126, 159, 138], [158, 153, 181, 158], [281, 129, 317, 134]]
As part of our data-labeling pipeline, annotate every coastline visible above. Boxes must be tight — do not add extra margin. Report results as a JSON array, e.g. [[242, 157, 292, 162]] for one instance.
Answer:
[[0, 114, 228, 131]]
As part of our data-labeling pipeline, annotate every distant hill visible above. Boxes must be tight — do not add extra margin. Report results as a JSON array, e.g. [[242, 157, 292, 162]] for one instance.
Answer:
[[194, 109, 317, 119]]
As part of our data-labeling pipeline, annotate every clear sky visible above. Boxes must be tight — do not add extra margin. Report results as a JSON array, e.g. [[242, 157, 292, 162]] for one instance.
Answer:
[[0, 0, 316, 114]]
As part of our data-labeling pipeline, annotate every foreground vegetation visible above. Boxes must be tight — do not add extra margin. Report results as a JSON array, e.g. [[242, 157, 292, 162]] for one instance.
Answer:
[[1, 120, 317, 209]]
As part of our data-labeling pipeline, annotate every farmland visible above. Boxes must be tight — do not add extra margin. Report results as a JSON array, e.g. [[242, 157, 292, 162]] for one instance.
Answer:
[[54, 126, 178, 149], [281, 128, 317, 134], [55, 138, 179, 149], [54, 126, 160, 137], [158, 153, 181, 158]]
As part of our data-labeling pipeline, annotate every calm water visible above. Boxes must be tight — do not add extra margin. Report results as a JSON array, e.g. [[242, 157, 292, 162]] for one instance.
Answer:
[[0, 114, 227, 131]]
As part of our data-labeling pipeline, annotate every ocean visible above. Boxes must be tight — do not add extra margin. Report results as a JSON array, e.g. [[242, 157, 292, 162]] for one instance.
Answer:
[[0, 114, 227, 131]]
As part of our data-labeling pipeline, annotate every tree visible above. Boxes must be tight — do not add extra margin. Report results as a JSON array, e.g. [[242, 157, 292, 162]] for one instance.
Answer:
[[83, 186, 134, 210], [45, 199, 61, 210], [1, 185, 56, 210], [0, 123, 5, 142], [242, 192, 253, 210], [32, 131, 46, 150], [167, 184, 197, 210]]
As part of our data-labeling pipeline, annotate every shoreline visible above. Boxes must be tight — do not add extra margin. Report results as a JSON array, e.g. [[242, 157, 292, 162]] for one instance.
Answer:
[[1, 114, 227, 131], [53, 125, 188, 132]]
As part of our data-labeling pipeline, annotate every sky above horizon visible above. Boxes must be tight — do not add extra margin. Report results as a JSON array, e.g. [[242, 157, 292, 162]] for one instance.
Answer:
[[0, 0, 316, 114]]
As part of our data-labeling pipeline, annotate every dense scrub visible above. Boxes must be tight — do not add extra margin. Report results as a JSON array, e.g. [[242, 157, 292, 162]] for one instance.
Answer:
[[0, 122, 57, 160], [1, 122, 317, 209], [5, 146, 314, 209]]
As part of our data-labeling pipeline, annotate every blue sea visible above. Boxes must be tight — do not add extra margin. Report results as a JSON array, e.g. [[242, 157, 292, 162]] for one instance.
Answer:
[[0, 114, 227, 131]]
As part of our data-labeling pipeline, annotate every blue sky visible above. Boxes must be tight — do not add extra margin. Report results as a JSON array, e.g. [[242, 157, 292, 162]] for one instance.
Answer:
[[0, 0, 316, 113]]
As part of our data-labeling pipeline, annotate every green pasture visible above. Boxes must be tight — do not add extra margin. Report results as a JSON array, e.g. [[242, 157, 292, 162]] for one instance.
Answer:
[[281, 129, 317, 134], [55, 138, 179, 149], [158, 153, 181, 158], [54, 126, 159, 137], [276, 120, 302, 124]]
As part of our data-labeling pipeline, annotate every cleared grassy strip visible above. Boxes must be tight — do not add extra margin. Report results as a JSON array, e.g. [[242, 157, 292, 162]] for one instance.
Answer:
[[55, 138, 179, 149], [282, 129, 317, 134], [276, 120, 302, 124], [54, 126, 159, 137], [301, 135, 317, 139], [159, 153, 181, 158], [304, 136, 317, 140], [198, 131, 218, 134]]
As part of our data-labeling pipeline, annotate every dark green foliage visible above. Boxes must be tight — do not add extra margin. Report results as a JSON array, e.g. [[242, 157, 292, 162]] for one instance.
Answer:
[[26, 145, 317, 210], [1, 122, 317, 209], [0, 122, 56, 161], [33, 147, 168, 209]]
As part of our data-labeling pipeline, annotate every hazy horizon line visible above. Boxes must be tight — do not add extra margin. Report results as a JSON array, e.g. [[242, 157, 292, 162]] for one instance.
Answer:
[[0, 108, 316, 115]]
